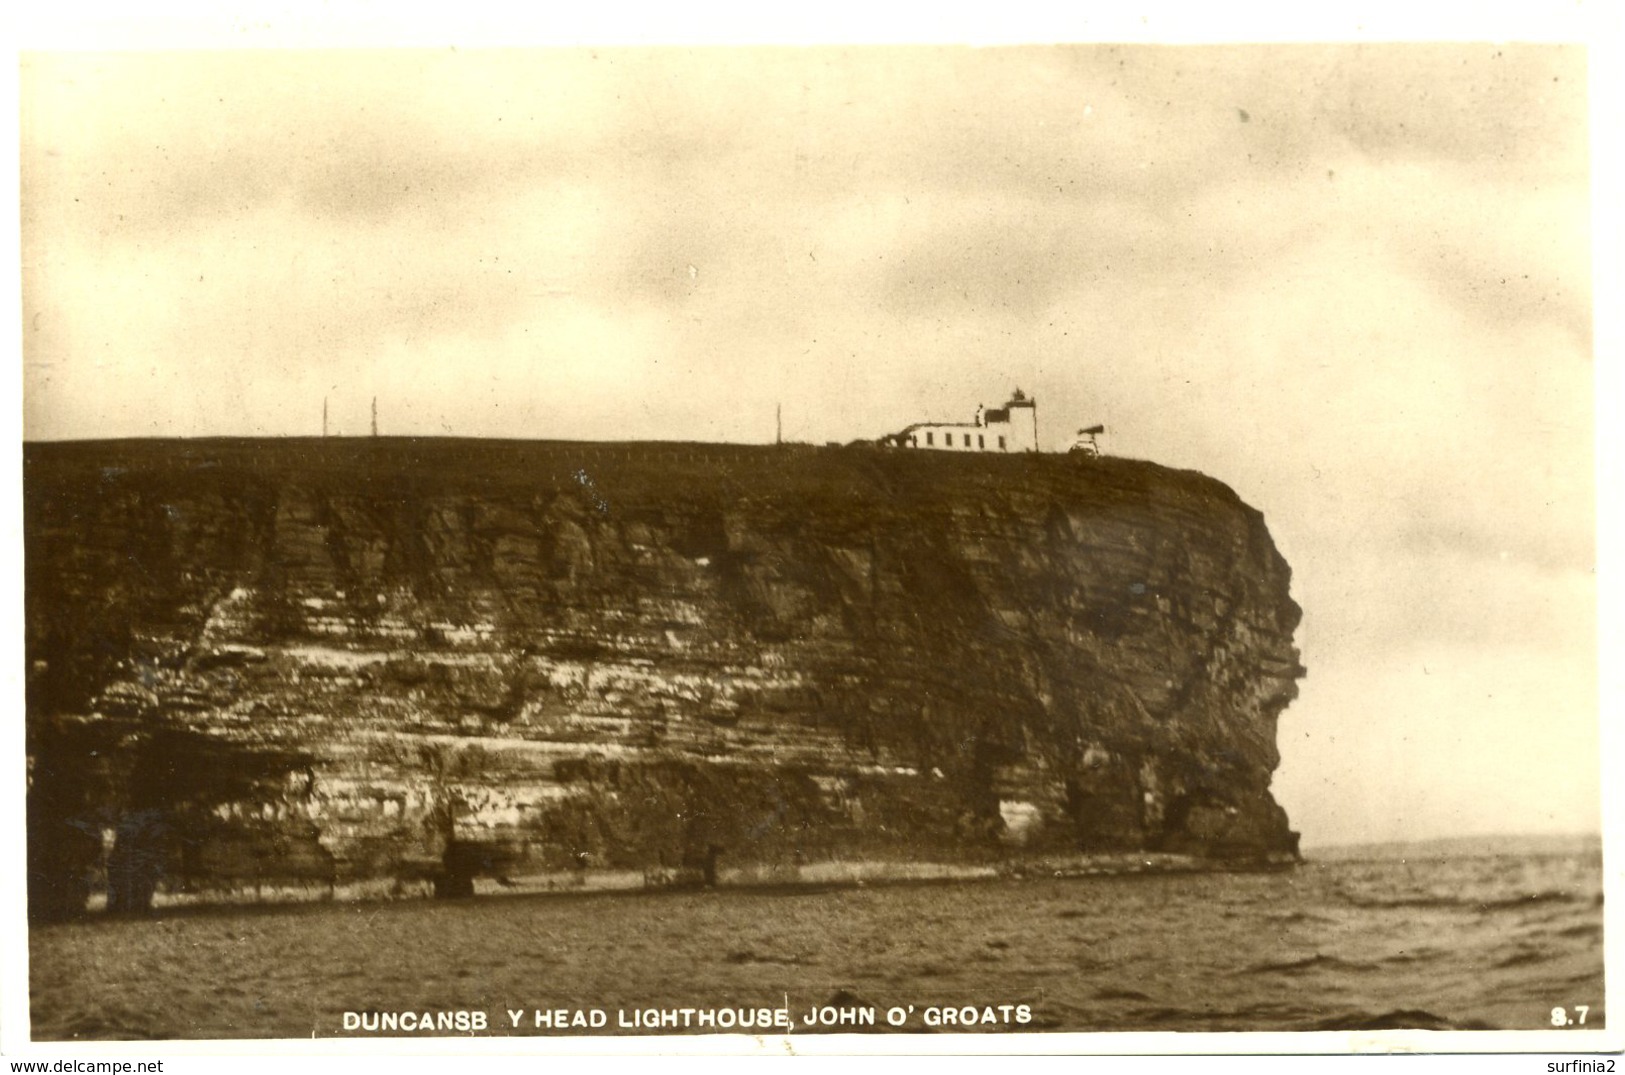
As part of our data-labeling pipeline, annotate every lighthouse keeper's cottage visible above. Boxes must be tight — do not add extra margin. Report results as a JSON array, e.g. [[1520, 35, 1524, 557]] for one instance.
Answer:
[[880, 389, 1039, 453]]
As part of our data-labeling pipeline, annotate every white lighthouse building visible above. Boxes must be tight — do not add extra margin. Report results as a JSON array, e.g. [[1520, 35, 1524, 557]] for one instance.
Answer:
[[882, 389, 1039, 453]]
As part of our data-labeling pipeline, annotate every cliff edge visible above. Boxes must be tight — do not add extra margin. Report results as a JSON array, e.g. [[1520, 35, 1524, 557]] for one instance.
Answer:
[[25, 439, 1305, 916]]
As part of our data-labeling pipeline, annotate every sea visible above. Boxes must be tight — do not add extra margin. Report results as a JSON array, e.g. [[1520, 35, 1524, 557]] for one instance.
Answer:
[[26, 833, 1605, 1041]]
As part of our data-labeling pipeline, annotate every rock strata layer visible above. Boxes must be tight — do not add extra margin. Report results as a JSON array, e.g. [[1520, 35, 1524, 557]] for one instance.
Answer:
[[25, 439, 1305, 911]]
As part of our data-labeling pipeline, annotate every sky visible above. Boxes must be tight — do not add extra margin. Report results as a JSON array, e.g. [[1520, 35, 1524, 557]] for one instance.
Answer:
[[18, 41, 1601, 848]]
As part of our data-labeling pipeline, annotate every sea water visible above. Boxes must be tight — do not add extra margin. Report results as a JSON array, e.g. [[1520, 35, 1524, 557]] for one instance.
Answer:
[[28, 835, 1604, 1039]]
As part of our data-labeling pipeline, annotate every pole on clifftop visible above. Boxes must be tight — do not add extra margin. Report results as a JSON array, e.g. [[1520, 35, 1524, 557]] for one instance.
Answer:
[[323, 398, 328, 438], [776, 403, 782, 445], [372, 397, 378, 437]]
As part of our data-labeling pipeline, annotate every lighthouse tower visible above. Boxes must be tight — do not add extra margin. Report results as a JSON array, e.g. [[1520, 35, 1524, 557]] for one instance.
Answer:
[[989, 388, 1038, 452]]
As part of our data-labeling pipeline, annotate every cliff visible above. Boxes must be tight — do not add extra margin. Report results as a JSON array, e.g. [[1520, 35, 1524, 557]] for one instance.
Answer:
[[24, 438, 1305, 916]]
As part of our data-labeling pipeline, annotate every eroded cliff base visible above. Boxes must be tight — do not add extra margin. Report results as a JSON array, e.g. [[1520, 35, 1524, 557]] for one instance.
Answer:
[[25, 438, 1304, 916]]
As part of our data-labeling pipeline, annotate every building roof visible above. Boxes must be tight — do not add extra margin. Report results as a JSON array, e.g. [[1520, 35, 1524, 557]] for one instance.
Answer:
[[893, 421, 982, 433]]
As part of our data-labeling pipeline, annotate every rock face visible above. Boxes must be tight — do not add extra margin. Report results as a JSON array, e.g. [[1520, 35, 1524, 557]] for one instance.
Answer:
[[24, 438, 1305, 911]]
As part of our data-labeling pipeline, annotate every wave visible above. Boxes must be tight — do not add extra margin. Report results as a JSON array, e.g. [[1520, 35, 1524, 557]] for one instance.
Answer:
[[1493, 948, 1552, 970], [1374, 947, 1445, 966], [53, 1013, 167, 1040], [1240, 953, 1375, 976], [721, 948, 812, 966], [1266, 909, 1338, 925], [1337, 889, 1587, 912], [1337, 894, 1463, 911], [1307, 1009, 1499, 1032], [1554, 922, 1603, 940], [1093, 988, 1153, 1002], [1476, 891, 1588, 911]]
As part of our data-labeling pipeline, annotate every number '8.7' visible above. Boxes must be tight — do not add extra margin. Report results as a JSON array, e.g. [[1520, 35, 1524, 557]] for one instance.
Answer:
[[1551, 1006, 1591, 1027]]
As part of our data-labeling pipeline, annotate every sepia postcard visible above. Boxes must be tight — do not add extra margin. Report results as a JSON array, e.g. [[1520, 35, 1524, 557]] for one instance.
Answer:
[[5, 5, 1618, 1070]]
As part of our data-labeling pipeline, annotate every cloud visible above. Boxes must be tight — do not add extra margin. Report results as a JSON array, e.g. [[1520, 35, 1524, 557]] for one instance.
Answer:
[[23, 46, 1589, 367]]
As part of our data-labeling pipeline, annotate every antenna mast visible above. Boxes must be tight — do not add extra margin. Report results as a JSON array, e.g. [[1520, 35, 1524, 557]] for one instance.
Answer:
[[776, 403, 782, 446], [323, 398, 328, 438], [371, 397, 378, 437]]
